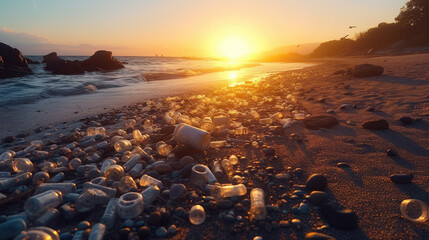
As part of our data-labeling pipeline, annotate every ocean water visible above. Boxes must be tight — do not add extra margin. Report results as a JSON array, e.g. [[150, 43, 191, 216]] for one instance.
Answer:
[[0, 56, 314, 137]]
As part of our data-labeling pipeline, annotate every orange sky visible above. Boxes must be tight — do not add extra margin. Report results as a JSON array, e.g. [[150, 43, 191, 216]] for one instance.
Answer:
[[0, 0, 408, 57]]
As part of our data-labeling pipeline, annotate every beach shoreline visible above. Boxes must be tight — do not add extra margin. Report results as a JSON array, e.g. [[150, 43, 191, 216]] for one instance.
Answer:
[[1, 52, 428, 239]]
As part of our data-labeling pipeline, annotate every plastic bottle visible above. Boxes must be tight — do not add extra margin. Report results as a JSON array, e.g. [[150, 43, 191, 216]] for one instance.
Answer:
[[210, 161, 226, 180], [141, 186, 160, 209], [133, 130, 149, 144], [33, 208, 60, 227], [155, 141, 173, 156], [75, 189, 109, 213], [250, 188, 267, 220], [200, 117, 215, 133], [270, 112, 283, 120], [24, 190, 63, 217], [129, 163, 144, 178], [0, 150, 15, 161], [87, 127, 106, 136], [259, 118, 273, 125], [190, 165, 209, 186], [36, 183, 77, 195], [0, 172, 32, 191], [83, 182, 117, 198], [101, 198, 118, 230], [211, 184, 247, 200], [105, 164, 124, 181], [221, 159, 234, 176], [124, 119, 137, 129], [49, 172, 65, 183], [24, 145, 36, 153], [114, 140, 133, 152], [235, 127, 249, 135], [12, 158, 34, 173], [173, 124, 211, 151], [117, 192, 144, 219], [39, 161, 57, 172], [118, 176, 137, 193], [15, 227, 60, 240], [189, 205, 205, 225], [209, 140, 227, 149], [68, 158, 82, 170], [0, 219, 27, 240], [123, 154, 140, 171], [212, 112, 230, 129], [90, 177, 106, 186], [139, 174, 163, 188], [33, 171, 50, 185], [100, 158, 116, 174], [88, 223, 106, 240]]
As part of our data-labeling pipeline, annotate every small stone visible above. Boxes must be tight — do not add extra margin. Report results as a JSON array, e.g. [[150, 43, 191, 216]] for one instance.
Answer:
[[366, 107, 375, 112], [224, 214, 235, 223], [362, 119, 389, 130], [179, 156, 194, 168], [320, 203, 357, 230], [119, 228, 131, 239], [168, 224, 177, 235], [310, 191, 329, 205], [306, 174, 328, 191], [124, 219, 135, 228], [59, 232, 72, 240], [253, 236, 263, 240], [156, 227, 168, 237], [266, 166, 275, 173], [169, 184, 187, 200], [148, 211, 162, 225], [326, 109, 334, 114], [339, 104, 351, 110], [279, 220, 290, 228], [390, 174, 413, 184], [399, 116, 413, 124], [181, 164, 194, 178], [336, 162, 349, 168], [263, 147, 276, 156], [138, 226, 151, 238], [219, 199, 234, 209], [154, 164, 172, 175], [305, 232, 336, 240], [299, 203, 309, 213], [291, 219, 301, 226], [386, 149, 398, 156], [303, 115, 338, 130], [78, 221, 91, 230]]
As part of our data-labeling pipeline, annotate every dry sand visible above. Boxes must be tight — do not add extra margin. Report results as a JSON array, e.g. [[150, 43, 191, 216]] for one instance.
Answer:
[[1, 53, 428, 239]]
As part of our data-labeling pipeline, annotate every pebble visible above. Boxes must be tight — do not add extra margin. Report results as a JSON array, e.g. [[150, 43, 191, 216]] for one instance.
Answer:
[[386, 149, 398, 156], [279, 220, 290, 228], [326, 109, 334, 114], [77, 221, 91, 230], [310, 191, 329, 205], [362, 119, 389, 130], [148, 211, 162, 225], [399, 116, 413, 124], [224, 214, 235, 223], [263, 147, 276, 156], [168, 224, 177, 235], [154, 164, 172, 175], [306, 174, 328, 191], [169, 184, 187, 200], [156, 227, 168, 237], [219, 199, 234, 209], [138, 226, 151, 238], [336, 162, 349, 168], [291, 219, 301, 226], [124, 219, 135, 228], [366, 107, 375, 112], [305, 232, 336, 239], [179, 156, 195, 168], [320, 203, 357, 230], [390, 173, 413, 184], [253, 236, 263, 240]]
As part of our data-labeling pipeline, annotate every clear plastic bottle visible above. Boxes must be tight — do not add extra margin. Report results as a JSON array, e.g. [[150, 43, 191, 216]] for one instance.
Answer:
[[36, 183, 76, 195], [16, 227, 60, 240], [117, 192, 144, 219], [0, 219, 27, 240], [87, 127, 106, 136], [129, 163, 144, 178], [32, 171, 50, 185], [114, 140, 133, 153], [123, 154, 140, 171], [250, 188, 267, 220], [101, 198, 118, 230], [0, 150, 15, 161], [105, 165, 124, 181], [124, 119, 137, 129], [0, 172, 32, 191], [33, 208, 60, 226], [210, 161, 226, 180], [68, 158, 82, 170], [24, 190, 63, 217], [90, 176, 106, 186], [221, 159, 234, 176], [83, 182, 117, 198], [141, 186, 160, 209], [49, 172, 65, 183], [55, 156, 68, 167], [139, 174, 163, 188], [209, 140, 227, 149], [39, 161, 57, 172], [100, 158, 116, 174], [12, 158, 34, 173], [75, 189, 109, 213], [156, 141, 173, 156], [88, 223, 106, 240], [190, 165, 209, 186], [200, 117, 215, 133], [189, 205, 206, 225], [211, 184, 247, 200], [118, 176, 137, 193], [133, 130, 149, 144], [212, 112, 230, 129], [173, 124, 211, 151]]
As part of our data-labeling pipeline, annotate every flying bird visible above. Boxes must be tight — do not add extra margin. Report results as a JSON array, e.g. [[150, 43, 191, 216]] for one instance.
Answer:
[[340, 35, 349, 40], [349, 26, 357, 29]]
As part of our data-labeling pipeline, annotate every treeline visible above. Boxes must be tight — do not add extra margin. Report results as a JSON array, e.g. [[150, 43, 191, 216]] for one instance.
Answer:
[[311, 0, 429, 57]]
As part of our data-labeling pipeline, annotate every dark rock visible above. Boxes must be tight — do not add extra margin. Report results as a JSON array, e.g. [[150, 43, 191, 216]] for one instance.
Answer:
[[320, 203, 358, 230], [224, 214, 235, 223], [25, 58, 40, 64], [138, 226, 151, 238], [154, 164, 172, 174], [366, 107, 375, 112], [156, 227, 168, 237], [43, 52, 61, 63], [305, 232, 336, 240], [303, 115, 338, 130], [219, 199, 234, 209], [390, 174, 413, 184], [0, 43, 32, 79], [179, 156, 195, 168], [306, 174, 328, 191], [46, 59, 85, 75], [386, 149, 398, 156], [81, 50, 124, 70], [148, 211, 162, 225], [399, 116, 413, 124], [3, 136, 15, 143], [181, 164, 195, 178], [263, 147, 276, 156], [336, 162, 349, 168], [350, 64, 384, 78], [362, 119, 389, 130], [169, 184, 187, 200], [279, 220, 290, 228], [309, 191, 329, 205]]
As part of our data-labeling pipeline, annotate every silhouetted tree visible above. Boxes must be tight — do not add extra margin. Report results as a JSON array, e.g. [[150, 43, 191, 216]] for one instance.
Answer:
[[396, 0, 429, 29]]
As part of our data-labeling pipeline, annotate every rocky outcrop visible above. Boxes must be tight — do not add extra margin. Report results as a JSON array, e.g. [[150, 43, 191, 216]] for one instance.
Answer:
[[43, 50, 124, 75], [81, 50, 124, 71], [0, 42, 32, 79]]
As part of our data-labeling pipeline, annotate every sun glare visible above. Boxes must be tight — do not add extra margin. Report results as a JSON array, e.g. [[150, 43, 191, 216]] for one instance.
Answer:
[[219, 36, 250, 61]]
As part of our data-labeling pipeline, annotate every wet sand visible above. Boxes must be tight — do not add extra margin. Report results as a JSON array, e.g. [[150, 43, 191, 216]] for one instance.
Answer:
[[1, 53, 428, 239]]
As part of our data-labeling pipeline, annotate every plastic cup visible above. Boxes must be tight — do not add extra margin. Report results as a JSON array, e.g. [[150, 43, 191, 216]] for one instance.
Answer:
[[400, 199, 428, 223]]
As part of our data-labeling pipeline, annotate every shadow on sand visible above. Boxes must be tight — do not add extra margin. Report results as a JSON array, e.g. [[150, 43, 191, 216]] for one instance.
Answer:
[[372, 129, 429, 157]]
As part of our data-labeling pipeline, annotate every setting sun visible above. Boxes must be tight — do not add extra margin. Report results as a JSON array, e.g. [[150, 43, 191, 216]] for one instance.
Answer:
[[218, 36, 250, 60]]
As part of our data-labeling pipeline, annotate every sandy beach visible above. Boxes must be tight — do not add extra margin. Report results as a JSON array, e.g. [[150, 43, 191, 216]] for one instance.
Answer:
[[1, 53, 428, 240]]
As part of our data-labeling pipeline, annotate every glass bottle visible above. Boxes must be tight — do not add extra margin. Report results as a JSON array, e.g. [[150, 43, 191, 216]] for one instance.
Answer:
[[24, 190, 63, 217], [250, 188, 267, 220], [211, 184, 247, 200], [189, 205, 205, 225]]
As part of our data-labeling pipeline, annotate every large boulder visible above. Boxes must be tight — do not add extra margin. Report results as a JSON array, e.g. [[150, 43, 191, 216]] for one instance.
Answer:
[[350, 64, 384, 78], [0, 42, 32, 79], [81, 50, 124, 71], [43, 52, 85, 75]]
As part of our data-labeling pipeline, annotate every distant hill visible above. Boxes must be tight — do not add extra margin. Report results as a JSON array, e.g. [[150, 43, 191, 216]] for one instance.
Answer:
[[251, 42, 320, 62]]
